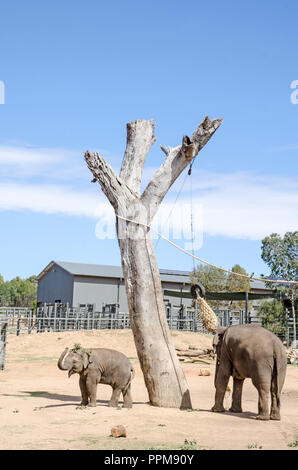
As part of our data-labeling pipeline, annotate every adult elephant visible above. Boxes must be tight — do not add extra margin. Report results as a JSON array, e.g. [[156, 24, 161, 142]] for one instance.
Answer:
[[211, 324, 287, 420]]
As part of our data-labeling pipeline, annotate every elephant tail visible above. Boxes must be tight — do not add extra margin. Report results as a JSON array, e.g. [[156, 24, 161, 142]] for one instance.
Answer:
[[271, 358, 279, 406], [272, 345, 287, 401], [124, 366, 135, 393]]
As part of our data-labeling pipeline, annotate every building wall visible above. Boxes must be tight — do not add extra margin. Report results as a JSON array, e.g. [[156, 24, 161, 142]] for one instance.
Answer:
[[37, 265, 193, 311], [73, 276, 128, 311], [72, 277, 192, 311], [37, 265, 74, 305]]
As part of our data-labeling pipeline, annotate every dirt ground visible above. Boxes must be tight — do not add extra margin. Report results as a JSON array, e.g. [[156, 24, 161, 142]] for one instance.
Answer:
[[0, 329, 297, 450]]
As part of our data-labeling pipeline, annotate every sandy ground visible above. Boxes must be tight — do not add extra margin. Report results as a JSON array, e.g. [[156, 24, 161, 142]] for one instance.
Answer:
[[0, 328, 297, 451]]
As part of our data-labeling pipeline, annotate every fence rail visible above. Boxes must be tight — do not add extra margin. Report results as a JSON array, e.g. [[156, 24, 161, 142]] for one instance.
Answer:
[[0, 303, 295, 347], [0, 303, 261, 334], [0, 303, 296, 372]]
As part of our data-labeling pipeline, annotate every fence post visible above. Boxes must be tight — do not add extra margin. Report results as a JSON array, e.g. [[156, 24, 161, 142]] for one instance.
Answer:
[[65, 304, 69, 331], [245, 291, 249, 324], [53, 303, 57, 332], [16, 311, 21, 336], [168, 304, 171, 330], [28, 308, 33, 334], [0, 322, 8, 370], [194, 300, 198, 332]]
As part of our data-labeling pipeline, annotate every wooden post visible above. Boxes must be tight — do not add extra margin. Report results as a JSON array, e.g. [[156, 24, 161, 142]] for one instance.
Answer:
[[84, 116, 221, 408]]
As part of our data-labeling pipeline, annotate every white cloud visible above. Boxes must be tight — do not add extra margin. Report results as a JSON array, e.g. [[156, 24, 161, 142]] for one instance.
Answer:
[[0, 164, 297, 242], [0, 183, 104, 218], [172, 170, 298, 240], [0, 145, 69, 169], [0, 145, 121, 182]]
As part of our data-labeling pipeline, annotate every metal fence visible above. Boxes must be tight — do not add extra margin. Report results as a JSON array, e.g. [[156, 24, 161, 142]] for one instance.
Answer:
[[0, 302, 261, 335], [0, 303, 296, 370], [0, 303, 294, 344], [0, 304, 131, 335]]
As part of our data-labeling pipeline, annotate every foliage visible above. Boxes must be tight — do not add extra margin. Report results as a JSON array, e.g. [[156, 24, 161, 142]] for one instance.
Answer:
[[72, 344, 91, 355], [0, 274, 37, 307], [190, 265, 226, 293], [228, 264, 250, 292], [190, 265, 227, 309], [190, 263, 250, 309], [72, 343, 82, 352], [256, 299, 287, 336], [287, 437, 298, 448], [261, 231, 298, 302], [261, 232, 298, 283], [261, 231, 297, 344], [228, 264, 251, 310]]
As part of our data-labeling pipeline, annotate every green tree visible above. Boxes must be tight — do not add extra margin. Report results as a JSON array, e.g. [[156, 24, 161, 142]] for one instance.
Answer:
[[191, 264, 250, 310], [0, 275, 37, 307], [261, 231, 298, 346], [227, 264, 251, 310], [190, 264, 227, 292], [0, 279, 10, 306], [227, 264, 250, 292], [257, 299, 287, 338], [261, 232, 298, 281], [190, 265, 228, 309]]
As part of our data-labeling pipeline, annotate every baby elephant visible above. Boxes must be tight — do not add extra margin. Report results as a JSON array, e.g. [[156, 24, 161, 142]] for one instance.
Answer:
[[58, 345, 135, 408], [211, 324, 287, 420]]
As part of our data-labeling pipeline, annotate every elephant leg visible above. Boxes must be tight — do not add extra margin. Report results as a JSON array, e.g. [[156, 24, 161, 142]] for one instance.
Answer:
[[122, 384, 133, 408], [109, 387, 122, 407], [79, 376, 89, 406], [253, 381, 270, 420], [230, 378, 244, 413], [211, 368, 230, 413], [86, 376, 98, 407], [270, 377, 281, 421]]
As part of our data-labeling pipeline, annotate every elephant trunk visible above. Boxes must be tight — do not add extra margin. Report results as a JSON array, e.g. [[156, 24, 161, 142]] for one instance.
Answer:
[[57, 348, 70, 371]]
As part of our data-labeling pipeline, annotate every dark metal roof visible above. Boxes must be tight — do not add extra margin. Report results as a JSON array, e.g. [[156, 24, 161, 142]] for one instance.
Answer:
[[37, 260, 271, 291], [36, 261, 192, 284]]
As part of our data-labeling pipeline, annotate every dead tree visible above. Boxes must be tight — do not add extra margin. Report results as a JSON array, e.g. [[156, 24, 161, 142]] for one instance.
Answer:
[[84, 116, 222, 408]]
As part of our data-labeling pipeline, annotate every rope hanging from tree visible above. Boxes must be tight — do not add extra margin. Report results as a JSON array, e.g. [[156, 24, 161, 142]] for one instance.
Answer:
[[116, 214, 298, 286]]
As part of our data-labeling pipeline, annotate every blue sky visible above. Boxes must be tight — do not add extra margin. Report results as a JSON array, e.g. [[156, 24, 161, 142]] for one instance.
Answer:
[[0, 0, 297, 280]]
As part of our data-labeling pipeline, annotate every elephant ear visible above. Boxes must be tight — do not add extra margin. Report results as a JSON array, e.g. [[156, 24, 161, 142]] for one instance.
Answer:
[[78, 351, 91, 369], [213, 327, 227, 350]]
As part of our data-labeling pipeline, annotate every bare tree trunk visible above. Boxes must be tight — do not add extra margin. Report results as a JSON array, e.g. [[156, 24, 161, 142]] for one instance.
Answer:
[[85, 116, 222, 408]]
